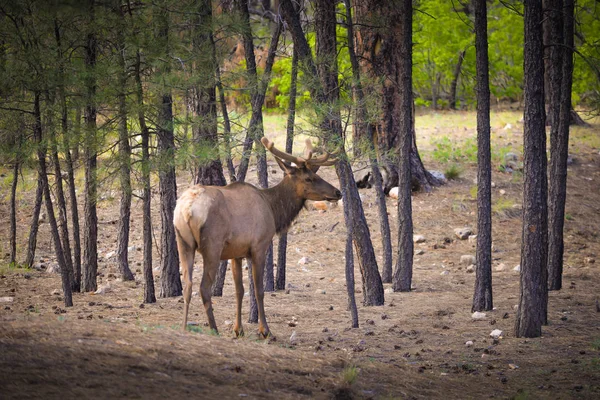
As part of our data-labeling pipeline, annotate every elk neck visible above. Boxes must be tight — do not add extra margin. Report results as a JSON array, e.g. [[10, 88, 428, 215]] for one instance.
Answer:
[[261, 177, 306, 234]]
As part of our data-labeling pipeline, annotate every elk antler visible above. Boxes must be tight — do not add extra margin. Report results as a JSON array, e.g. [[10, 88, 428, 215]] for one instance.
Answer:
[[261, 137, 338, 168]]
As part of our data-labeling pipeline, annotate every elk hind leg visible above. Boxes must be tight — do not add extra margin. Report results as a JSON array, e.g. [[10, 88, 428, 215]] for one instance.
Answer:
[[231, 258, 244, 337], [200, 250, 220, 333], [176, 230, 195, 331]]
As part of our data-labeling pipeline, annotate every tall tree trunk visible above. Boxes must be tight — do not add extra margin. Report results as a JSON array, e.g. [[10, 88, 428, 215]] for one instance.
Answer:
[[9, 159, 19, 266], [34, 92, 73, 307], [25, 173, 44, 269], [156, 8, 182, 298], [280, 0, 384, 306], [116, 21, 135, 282], [276, 47, 299, 291], [392, 0, 414, 293], [548, 0, 573, 291], [82, 6, 99, 293], [344, 0, 392, 283], [472, 0, 493, 312], [515, 0, 548, 338], [449, 50, 466, 110], [135, 49, 156, 304], [54, 17, 79, 291], [344, 192, 359, 328]]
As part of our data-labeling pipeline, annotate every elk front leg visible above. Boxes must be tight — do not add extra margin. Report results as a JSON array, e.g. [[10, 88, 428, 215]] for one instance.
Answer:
[[200, 250, 220, 334], [175, 230, 195, 331], [231, 258, 245, 337], [251, 250, 271, 339]]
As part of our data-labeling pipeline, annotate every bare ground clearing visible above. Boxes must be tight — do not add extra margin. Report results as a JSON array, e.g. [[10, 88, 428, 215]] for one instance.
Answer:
[[1, 111, 599, 399]]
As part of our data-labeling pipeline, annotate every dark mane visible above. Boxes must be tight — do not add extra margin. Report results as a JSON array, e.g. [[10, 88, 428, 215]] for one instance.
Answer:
[[261, 179, 306, 234]]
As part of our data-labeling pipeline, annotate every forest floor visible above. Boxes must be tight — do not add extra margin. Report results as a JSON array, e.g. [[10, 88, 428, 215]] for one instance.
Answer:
[[1, 110, 599, 399]]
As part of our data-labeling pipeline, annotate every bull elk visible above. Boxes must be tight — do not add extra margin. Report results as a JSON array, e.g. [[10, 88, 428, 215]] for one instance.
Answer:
[[173, 137, 342, 338]]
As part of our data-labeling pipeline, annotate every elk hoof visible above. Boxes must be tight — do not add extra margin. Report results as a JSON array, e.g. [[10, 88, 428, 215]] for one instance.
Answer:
[[235, 329, 245, 338], [259, 330, 273, 340]]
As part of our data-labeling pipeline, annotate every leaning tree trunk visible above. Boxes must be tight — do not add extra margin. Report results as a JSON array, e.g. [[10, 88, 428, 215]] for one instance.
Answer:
[[116, 23, 135, 282], [156, 9, 182, 298], [9, 159, 19, 266], [392, 0, 414, 293], [82, 22, 99, 293], [25, 173, 44, 269], [472, 0, 493, 312], [280, 0, 384, 306], [276, 47, 299, 291], [344, 0, 393, 283], [548, 0, 573, 291], [135, 49, 156, 304], [449, 50, 466, 110], [515, 0, 548, 338], [34, 92, 73, 307]]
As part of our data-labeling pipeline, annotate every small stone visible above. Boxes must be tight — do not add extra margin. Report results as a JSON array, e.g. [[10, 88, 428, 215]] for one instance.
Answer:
[[388, 187, 399, 199], [105, 251, 116, 259], [503, 312, 510, 319], [384, 287, 394, 294], [440, 270, 449, 276], [315, 289, 326, 295], [51, 289, 61, 295], [513, 265, 521, 272], [454, 227, 473, 240], [465, 340, 474, 347], [460, 255, 476, 265], [472, 311, 487, 320], [584, 257, 595, 264], [415, 249, 425, 255], [508, 364, 519, 370], [468, 235, 478, 243], [466, 265, 475, 273], [504, 152, 518, 162], [413, 235, 426, 243], [366, 319, 375, 325], [289, 331, 297, 344], [499, 189, 506, 195], [490, 329, 503, 339], [94, 283, 111, 295], [328, 305, 334, 311], [297, 257, 310, 265], [0, 297, 14, 303], [495, 263, 506, 271]]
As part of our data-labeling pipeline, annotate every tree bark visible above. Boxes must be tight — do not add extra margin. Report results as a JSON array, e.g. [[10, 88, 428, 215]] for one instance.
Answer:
[[9, 159, 19, 266], [276, 47, 299, 291], [548, 0, 573, 291], [449, 50, 467, 110], [116, 18, 135, 282], [135, 49, 156, 304], [515, 0, 548, 338], [25, 173, 44, 269], [392, 0, 415, 293], [156, 8, 182, 298], [472, 0, 493, 312], [34, 92, 73, 307], [82, 5, 99, 293]]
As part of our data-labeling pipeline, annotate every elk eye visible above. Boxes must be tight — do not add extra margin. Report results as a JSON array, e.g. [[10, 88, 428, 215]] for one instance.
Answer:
[[304, 177, 313, 183]]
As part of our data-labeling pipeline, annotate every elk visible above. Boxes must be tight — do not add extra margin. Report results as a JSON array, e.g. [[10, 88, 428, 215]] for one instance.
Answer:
[[173, 137, 342, 338]]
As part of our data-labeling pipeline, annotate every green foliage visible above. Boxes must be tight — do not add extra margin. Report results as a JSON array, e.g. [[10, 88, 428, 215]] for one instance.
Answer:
[[341, 366, 359, 385], [592, 338, 600, 351], [444, 164, 462, 180], [431, 136, 478, 163]]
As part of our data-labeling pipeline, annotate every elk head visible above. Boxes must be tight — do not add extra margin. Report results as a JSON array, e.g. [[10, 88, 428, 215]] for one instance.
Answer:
[[261, 137, 342, 202]]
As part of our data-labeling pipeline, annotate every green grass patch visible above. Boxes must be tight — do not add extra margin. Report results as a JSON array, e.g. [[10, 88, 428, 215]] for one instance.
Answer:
[[341, 365, 359, 386], [444, 164, 462, 180], [592, 338, 600, 351]]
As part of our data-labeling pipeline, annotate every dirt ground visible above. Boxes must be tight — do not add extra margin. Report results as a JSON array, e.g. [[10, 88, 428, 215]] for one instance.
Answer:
[[1, 111, 599, 399]]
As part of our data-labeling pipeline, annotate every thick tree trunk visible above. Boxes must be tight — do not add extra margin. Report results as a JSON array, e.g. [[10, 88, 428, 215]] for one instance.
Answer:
[[392, 0, 414, 292], [515, 0, 548, 338], [276, 47, 299, 291], [548, 0, 573, 291], [449, 50, 466, 110], [156, 10, 182, 298], [345, 0, 393, 283], [472, 0, 493, 312], [82, 21, 99, 293], [34, 93, 73, 307], [344, 203, 359, 328], [135, 50, 156, 304], [9, 160, 19, 266], [116, 26, 135, 282], [25, 173, 44, 269]]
